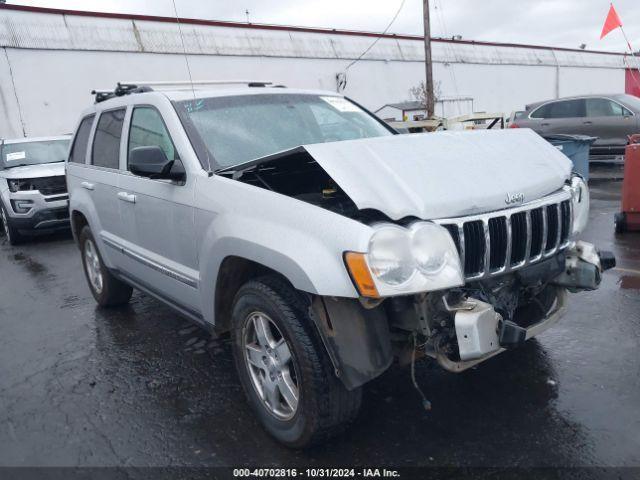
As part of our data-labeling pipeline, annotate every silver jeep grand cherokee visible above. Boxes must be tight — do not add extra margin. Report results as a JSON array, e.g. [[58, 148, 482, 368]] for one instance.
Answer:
[[67, 83, 614, 448], [1, 136, 72, 245]]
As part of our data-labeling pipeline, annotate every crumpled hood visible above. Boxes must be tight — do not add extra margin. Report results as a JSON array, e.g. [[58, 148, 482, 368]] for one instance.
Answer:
[[303, 128, 572, 220], [1, 162, 65, 180]]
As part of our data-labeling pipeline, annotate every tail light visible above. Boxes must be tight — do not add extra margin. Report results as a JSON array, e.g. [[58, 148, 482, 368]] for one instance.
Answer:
[[509, 122, 521, 129]]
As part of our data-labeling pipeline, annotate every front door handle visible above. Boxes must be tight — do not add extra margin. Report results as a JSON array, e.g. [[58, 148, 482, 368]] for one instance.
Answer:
[[117, 192, 136, 204], [583, 121, 593, 125], [81, 181, 95, 191]]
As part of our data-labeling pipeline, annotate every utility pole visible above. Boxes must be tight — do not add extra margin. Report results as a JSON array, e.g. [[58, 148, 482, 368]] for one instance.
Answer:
[[423, 0, 434, 118]]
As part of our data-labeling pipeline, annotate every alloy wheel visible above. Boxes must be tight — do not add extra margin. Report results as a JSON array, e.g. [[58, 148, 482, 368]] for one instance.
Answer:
[[84, 239, 104, 294], [243, 311, 300, 420]]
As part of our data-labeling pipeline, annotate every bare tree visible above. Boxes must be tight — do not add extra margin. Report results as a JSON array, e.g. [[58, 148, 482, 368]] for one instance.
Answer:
[[409, 80, 441, 117]]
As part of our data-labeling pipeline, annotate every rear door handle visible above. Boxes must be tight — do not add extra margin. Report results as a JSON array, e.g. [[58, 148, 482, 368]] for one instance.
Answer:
[[117, 192, 136, 204], [583, 121, 593, 125], [81, 181, 95, 191], [541, 122, 550, 127]]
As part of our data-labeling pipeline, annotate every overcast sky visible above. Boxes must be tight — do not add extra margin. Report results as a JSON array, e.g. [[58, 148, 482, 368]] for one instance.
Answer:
[[6, 0, 639, 52]]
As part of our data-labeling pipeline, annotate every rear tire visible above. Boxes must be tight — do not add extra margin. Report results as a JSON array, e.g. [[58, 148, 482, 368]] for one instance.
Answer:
[[0, 203, 26, 246], [79, 226, 132, 307], [615, 212, 627, 234], [231, 275, 361, 448]]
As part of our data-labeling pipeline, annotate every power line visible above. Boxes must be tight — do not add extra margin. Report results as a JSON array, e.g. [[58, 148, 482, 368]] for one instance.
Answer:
[[344, 0, 407, 72]]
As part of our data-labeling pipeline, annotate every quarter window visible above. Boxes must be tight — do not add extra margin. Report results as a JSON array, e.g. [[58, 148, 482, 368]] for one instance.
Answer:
[[128, 107, 177, 168], [69, 115, 95, 164], [92, 109, 126, 169], [530, 104, 552, 119]]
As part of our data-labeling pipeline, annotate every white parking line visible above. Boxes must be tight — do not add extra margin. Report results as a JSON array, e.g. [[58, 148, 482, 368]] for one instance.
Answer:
[[614, 267, 640, 276]]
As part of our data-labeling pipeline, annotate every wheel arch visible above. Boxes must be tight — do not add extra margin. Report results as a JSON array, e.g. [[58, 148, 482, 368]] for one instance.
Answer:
[[212, 255, 298, 335], [70, 209, 89, 245]]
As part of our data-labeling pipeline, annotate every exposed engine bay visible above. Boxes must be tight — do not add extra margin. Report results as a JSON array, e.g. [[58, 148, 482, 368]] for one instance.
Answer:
[[218, 150, 387, 223]]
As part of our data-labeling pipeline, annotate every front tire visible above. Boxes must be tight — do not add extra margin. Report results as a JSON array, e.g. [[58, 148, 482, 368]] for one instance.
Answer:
[[615, 212, 627, 234], [0, 203, 25, 246], [79, 226, 132, 307], [231, 275, 361, 448]]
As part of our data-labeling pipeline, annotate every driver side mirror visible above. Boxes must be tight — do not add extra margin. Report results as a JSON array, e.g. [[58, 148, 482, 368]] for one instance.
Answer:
[[129, 146, 185, 181]]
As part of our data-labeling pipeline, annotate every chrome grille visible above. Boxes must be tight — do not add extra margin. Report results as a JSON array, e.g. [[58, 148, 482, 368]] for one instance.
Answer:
[[436, 191, 573, 281]]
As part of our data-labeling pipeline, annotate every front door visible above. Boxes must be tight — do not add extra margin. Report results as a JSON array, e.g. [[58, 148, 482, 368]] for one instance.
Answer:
[[117, 106, 199, 312], [583, 97, 637, 148]]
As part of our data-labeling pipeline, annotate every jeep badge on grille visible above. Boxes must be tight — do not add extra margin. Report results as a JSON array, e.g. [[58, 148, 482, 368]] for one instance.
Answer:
[[505, 192, 525, 205]]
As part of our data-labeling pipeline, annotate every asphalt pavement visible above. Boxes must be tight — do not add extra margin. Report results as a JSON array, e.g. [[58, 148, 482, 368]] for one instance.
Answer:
[[0, 180, 639, 474]]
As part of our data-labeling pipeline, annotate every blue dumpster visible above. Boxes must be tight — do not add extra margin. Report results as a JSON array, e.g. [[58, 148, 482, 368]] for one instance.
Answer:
[[543, 134, 597, 181]]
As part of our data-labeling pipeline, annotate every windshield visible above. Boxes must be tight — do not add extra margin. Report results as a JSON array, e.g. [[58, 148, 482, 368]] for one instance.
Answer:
[[1, 139, 70, 169], [174, 94, 392, 169], [618, 94, 640, 112]]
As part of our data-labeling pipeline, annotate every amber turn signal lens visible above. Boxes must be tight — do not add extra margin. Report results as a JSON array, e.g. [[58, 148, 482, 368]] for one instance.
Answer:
[[344, 252, 379, 298]]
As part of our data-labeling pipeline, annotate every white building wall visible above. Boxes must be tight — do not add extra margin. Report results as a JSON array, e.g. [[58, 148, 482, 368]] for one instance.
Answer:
[[0, 7, 629, 138]]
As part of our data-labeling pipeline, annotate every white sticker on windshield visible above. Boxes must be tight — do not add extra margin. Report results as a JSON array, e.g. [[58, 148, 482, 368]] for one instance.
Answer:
[[320, 96, 361, 112], [6, 151, 26, 162]]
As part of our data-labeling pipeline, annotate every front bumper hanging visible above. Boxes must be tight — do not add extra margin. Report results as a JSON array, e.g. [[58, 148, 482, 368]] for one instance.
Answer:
[[435, 241, 615, 372]]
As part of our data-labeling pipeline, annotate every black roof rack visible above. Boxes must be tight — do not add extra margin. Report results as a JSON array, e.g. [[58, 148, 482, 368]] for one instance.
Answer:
[[91, 83, 153, 103], [91, 80, 284, 103]]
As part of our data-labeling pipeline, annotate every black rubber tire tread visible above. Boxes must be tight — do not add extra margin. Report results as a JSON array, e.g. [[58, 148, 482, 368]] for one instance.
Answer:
[[232, 274, 361, 448], [0, 203, 26, 246], [79, 226, 133, 308], [614, 212, 627, 234]]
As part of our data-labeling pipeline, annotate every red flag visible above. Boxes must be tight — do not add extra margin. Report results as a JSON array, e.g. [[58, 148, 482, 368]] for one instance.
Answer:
[[600, 3, 622, 39]]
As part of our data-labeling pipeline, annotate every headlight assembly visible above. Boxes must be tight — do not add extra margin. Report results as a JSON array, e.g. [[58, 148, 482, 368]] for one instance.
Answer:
[[345, 222, 464, 298], [410, 222, 456, 276], [569, 175, 589, 235], [367, 225, 414, 286], [7, 179, 31, 193]]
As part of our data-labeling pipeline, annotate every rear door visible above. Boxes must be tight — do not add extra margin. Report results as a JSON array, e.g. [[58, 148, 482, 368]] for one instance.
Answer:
[[117, 105, 199, 310], [521, 103, 552, 133], [72, 108, 129, 270], [583, 97, 635, 147], [536, 99, 587, 136]]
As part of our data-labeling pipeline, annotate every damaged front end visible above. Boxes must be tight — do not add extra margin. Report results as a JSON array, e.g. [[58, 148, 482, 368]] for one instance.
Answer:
[[311, 240, 614, 390], [219, 133, 614, 390]]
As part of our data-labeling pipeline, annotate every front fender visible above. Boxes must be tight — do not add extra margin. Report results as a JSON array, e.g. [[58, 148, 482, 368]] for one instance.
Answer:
[[195, 176, 375, 325], [199, 216, 365, 324]]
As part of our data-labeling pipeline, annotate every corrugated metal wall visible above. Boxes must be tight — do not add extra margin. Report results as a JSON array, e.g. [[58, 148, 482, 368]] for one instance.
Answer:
[[0, 7, 628, 138]]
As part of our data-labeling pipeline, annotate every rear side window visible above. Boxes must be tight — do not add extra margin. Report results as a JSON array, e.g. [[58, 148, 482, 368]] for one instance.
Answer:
[[92, 109, 126, 169], [128, 107, 177, 168], [531, 100, 585, 119], [68, 115, 95, 164]]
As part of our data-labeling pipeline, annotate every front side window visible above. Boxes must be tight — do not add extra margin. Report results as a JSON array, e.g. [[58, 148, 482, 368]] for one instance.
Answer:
[[92, 109, 126, 169], [1, 139, 70, 170], [174, 94, 392, 169], [69, 115, 95, 164], [128, 107, 177, 168], [586, 98, 626, 117]]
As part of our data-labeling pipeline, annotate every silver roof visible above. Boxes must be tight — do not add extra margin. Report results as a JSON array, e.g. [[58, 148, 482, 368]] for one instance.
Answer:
[[2, 135, 72, 145]]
